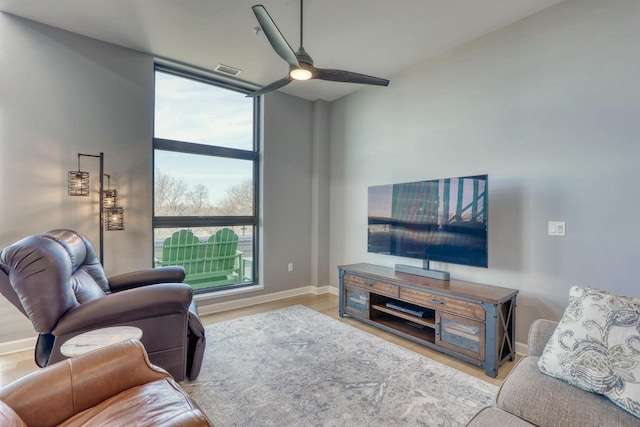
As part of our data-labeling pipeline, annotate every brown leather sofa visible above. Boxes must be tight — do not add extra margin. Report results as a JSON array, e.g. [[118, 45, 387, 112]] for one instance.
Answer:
[[0, 229, 205, 381], [0, 339, 213, 426]]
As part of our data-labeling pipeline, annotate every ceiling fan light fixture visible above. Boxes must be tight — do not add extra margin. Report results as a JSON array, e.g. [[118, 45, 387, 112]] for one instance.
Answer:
[[248, 1, 389, 97], [290, 68, 312, 81]]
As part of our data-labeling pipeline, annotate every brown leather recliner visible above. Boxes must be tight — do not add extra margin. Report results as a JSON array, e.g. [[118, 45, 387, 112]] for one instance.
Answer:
[[0, 339, 213, 426], [0, 229, 205, 381]]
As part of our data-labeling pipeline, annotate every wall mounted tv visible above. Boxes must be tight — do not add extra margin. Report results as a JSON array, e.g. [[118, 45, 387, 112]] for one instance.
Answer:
[[368, 174, 488, 272]]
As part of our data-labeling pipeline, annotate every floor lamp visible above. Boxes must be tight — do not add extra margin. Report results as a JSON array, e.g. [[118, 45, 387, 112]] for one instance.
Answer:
[[67, 152, 125, 265]]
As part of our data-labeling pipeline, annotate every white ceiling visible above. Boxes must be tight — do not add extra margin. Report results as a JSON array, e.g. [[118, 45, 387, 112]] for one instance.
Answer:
[[0, 0, 565, 101]]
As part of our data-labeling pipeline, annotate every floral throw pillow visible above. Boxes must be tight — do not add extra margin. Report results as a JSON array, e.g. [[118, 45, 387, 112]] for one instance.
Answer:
[[538, 286, 640, 419]]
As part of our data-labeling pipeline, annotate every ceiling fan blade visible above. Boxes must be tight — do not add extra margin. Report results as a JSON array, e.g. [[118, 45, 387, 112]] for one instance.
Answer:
[[252, 5, 300, 68], [313, 68, 390, 86], [247, 76, 293, 97]]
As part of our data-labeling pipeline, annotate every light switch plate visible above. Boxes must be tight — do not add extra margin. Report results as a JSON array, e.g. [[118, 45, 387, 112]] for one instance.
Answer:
[[548, 221, 566, 236]]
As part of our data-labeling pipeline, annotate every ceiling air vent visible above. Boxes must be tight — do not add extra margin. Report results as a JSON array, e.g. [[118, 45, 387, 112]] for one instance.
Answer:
[[215, 64, 242, 77]]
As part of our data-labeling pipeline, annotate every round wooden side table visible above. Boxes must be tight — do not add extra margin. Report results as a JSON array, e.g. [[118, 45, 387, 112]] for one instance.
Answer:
[[60, 326, 143, 357]]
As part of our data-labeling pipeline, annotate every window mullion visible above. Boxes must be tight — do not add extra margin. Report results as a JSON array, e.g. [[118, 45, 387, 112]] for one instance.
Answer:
[[154, 138, 258, 161]]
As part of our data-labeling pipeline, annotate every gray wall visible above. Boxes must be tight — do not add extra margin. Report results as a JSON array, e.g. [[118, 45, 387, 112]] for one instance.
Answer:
[[0, 15, 316, 345], [329, 0, 640, 344], [249, 92, 314, 296], [0, 14, 155, 343], [311, 100, 331, 288]]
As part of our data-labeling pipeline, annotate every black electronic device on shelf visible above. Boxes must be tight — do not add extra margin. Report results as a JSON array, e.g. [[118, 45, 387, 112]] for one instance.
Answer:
[[385, 301, 426, 318]]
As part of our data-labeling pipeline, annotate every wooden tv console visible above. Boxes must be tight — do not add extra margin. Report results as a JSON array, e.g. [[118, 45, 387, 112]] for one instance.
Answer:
[[338, 263, 518, 378]]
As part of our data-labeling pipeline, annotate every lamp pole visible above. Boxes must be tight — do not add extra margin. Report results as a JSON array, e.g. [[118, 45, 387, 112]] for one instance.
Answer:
[[99, 152, 104, 265], [74, 152, 105, 265]]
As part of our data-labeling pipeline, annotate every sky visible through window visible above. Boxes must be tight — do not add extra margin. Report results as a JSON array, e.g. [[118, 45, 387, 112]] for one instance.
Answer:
[[154, 71, 254, 206]]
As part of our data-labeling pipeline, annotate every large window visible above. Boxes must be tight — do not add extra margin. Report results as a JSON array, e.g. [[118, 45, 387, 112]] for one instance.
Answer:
[[153, 66, 259, 293]]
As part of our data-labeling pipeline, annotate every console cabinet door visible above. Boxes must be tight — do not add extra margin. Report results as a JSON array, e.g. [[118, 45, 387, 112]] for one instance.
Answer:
[[344, 284, 369, 318], [435, 312, 485, 361]]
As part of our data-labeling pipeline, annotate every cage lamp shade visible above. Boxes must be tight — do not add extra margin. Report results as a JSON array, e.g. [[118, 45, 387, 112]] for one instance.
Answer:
[[103, 189, 118, 209], [105, 206, 125, 231], [68, 171, 90, 196]]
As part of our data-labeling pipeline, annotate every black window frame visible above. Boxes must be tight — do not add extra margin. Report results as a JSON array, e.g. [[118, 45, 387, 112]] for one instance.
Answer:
[[152, 64, 260, 292]]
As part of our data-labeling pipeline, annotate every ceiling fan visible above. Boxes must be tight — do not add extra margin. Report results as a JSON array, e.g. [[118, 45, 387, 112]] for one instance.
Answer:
[[248, 0, 390, 97]]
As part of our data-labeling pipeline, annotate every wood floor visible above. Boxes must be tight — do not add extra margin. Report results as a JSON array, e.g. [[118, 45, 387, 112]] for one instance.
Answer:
[[0, 293, 518, 388]]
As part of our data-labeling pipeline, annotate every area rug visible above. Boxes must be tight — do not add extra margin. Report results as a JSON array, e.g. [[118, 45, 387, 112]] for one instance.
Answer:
[[182, 305, 496, 426]]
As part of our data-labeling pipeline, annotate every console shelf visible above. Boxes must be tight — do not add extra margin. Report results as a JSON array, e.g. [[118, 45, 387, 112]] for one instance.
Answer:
[[339, 263, 518, 378], [371, 304, 436, 328], [374, 314, 437, 343]]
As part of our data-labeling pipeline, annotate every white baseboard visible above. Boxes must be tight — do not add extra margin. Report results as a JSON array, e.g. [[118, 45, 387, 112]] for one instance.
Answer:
[[197, 284, 337, 316], [316, 285, 339, 296], [515, 341, 528, 357], [0, 336, 36, 356]]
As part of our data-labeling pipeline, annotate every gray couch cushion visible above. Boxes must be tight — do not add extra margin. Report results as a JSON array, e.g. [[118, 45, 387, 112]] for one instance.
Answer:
[[497, 356, 640, 427], [527, 319, 558, 357], [467, 406, 534, 426]]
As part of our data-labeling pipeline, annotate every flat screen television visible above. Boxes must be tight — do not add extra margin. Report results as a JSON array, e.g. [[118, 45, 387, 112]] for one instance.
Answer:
[[368, 174, 488, 269]]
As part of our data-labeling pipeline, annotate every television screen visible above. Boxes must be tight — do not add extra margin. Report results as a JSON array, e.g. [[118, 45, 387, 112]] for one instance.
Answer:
[[368, 174, 488, 268]]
